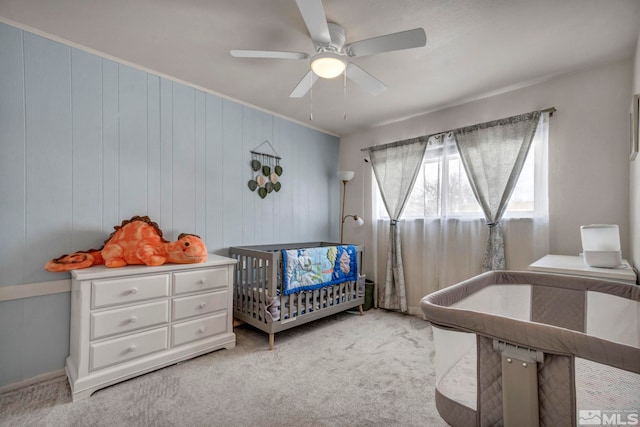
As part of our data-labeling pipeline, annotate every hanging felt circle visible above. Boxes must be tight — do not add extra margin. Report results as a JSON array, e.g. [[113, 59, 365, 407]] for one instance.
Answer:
[[275, 165, 283, 176], [262, 165, 271, 176], [258, 187, 267, 199], [256, 175, 268, 187], [270, 173, 279, 184], [265, 182, 274, 193], [248, 180, 258, 191], [251, 159, 261, 172], [274, 182, 281, 192]]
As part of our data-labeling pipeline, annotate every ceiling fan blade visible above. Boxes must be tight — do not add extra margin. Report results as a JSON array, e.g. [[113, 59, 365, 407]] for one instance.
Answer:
[[230, 50, 308, 59], [346, 63, 387, 96], [289, 70, 319, 98], [295, 0, 331, 45], [345, 28, 427, 57]]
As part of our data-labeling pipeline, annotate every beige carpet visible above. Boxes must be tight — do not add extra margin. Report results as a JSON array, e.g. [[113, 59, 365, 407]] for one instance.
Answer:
[[0, 310, 447, 427]]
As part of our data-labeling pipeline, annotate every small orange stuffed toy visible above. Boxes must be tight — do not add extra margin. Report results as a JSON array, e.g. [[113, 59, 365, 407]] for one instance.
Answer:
[[45, 215, 208, 272]]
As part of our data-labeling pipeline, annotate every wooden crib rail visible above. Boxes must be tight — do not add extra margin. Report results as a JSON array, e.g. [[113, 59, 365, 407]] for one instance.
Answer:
[[228, 247, 276, 324], [229, 243, 365, 347]]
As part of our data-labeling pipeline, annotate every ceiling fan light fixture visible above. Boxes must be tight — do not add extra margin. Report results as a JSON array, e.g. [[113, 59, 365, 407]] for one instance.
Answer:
[[311, 52, 346, 79]]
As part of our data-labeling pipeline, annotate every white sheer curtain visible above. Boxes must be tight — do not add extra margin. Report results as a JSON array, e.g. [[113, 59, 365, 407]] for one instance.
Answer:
[[371, 113, 549, 315]]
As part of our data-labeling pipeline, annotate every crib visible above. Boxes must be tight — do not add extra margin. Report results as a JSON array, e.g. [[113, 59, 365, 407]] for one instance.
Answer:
[[229, 242, 365, 350], [420, 270, 640, 427]]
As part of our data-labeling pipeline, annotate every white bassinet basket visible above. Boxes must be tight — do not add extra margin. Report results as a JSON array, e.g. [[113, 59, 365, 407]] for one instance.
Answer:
[[421, 271, 640, 427]]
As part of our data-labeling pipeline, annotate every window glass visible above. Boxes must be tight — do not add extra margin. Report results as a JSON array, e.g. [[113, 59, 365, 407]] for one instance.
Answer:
[[377, 120, 541, 219]]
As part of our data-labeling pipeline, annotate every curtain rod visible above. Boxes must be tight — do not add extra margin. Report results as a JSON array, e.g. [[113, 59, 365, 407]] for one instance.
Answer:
[[360, 107, 556, 153]]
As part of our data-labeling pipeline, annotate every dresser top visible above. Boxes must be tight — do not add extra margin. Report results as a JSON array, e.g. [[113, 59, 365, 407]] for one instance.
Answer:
[[71, 253, 237, 280], [528, 254, 636, 283]]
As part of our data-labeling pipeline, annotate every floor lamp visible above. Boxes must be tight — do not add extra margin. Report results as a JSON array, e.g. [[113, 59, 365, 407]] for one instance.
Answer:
[[338, 170, 364, 244]]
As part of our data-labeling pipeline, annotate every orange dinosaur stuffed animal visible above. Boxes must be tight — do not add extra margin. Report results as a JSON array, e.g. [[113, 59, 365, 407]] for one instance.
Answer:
[[45, 215, 208, 272]]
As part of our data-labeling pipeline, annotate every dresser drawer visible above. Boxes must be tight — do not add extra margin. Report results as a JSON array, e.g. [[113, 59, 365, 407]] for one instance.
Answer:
[[171, 312, 227, 347], [92, 274, 169, 309], [90, 327, 168, 371], [172, 290, 227, 321], [91, 300, 169, 340], [173, 268, 227, 295]]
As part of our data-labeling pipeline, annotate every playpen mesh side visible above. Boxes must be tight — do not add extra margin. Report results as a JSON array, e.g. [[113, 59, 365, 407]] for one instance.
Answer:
[[576, 358, 640, 413], [576, 291, 640, 418], [432, 285, 532, 412], [424, 273, 640, 426]]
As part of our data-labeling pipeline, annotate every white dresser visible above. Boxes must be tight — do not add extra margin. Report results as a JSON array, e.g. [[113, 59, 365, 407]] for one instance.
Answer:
[[65, 254, 237, 401]]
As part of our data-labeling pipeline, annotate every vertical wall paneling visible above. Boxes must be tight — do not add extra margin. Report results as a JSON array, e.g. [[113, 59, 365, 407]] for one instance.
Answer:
[[314, 127, 327, 239], [326, 132, 341, 240], [71, 49, 104, 250], [24, 33, 73, 283], [307, 126, 321, 240], [205, 94, 223, 252], [241, 106, 256, 244], [261, 112, 275, 244], [278, 118, 295, 244], [0, 22, 25, 385], [102, 59, 120, 235], [0, 299, 24, 385], [321, 132, 337, 239], [296, 125, 310, 239], [194, 91, 207, 238], [118, 65, 148, 219], [159, 78, 173, 234], [171, 83, 196, 238], [147, 75, 161, 221], [0, 23, 26, 285], [221, 99, 243, 248], [272, 117, 282, 244], [21, 293, 70, 379], [0, 23, 339, 388]]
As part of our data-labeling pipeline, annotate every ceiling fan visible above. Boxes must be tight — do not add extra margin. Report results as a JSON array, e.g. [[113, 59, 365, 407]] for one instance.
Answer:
[[230, 0, 427, 98]]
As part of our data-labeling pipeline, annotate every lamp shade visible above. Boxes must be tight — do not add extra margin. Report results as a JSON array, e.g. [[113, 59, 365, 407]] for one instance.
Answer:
[[337, 170, 355, 182], [355, 216, 365, 227]]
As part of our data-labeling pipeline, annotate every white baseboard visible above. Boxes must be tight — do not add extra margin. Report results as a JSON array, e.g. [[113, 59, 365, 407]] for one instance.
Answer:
[[0, 280, 71, 302], [0, 368, 66, 394]]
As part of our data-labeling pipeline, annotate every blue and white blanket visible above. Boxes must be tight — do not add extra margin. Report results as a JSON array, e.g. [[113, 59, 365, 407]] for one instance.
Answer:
[[282, 245, 358, 295]]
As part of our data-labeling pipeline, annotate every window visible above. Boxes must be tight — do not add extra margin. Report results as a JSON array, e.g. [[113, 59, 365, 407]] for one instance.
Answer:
[[377, 116, 545, 219]]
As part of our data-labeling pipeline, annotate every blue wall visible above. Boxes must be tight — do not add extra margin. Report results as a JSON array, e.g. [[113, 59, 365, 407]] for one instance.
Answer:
[[0, 22, 340, 387]]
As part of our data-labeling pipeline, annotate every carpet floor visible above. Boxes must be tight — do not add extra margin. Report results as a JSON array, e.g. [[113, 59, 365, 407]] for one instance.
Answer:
[[0, 310, 447, 427]]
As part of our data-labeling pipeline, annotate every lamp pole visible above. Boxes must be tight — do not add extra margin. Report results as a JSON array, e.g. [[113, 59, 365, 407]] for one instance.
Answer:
[[340, 179, 347, 244]]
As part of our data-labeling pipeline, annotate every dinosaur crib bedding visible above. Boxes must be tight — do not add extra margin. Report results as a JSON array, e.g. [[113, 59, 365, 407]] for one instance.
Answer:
[[229, 243, 365, 350], [282, 245, 358, 295]]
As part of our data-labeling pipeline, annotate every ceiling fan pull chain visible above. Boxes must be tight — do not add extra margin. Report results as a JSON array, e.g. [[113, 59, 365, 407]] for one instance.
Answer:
[[343, 71, 347, 120], [309, 73, 314, 121]]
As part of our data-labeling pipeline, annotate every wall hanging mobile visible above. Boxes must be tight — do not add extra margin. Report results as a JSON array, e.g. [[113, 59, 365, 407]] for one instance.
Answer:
[[248, 140, 283, 199]]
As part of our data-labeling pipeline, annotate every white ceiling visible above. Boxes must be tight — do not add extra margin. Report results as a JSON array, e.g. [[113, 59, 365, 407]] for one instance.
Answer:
[[0, 0, 638, 137]]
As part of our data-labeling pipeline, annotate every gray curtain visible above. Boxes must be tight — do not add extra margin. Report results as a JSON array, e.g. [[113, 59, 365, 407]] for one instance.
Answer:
[[454, 111, 541, 271], [368, 137, 428, 311]]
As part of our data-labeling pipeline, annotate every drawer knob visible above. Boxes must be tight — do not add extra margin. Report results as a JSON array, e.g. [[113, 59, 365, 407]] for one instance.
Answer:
[[198, 278, 207, 285], [127, 345, 137, 352], [129, 288, 138, 295], [128, 316, 137, 323], [198, 303, 207, 309], [197, 326, 205, 334]]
